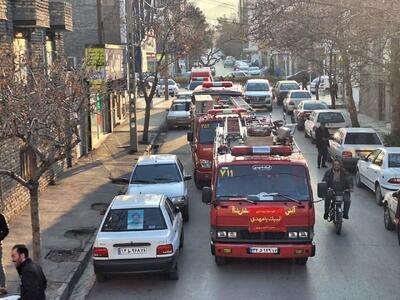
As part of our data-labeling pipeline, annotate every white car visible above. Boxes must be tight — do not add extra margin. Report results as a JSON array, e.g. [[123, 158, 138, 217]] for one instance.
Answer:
[[383, 189, 399, 231], [128, 154, 191, 221], [156, 79, 179, 97], [304, 109, 351, 142], [248, 67, 261, 76], [93, 194, 183, 281], [356, 147, 400, 205], [167, 99, 192, 128], [283, 90, 312, 114], [243, 79, 272, 111], [176, 91, 192, 100], [328, 128, 384, 169], [310, 75, 330, 94]]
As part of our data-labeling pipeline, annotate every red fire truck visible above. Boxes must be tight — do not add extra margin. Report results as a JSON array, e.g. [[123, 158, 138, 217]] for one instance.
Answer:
[[202, 116, 316, 265], [187, 107, 249, 189]]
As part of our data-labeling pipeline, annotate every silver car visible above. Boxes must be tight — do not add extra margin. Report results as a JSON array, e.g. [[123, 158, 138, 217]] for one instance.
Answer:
[[383, 189, 399, 231], [283, 90, 312, 114], [243, 79, 272, 111], [328, 128, 384, 169], [167, 99, 192, 128]]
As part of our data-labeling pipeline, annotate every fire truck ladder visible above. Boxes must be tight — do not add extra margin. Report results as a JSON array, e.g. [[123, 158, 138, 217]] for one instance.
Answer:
[[231, 97, 255, 113]]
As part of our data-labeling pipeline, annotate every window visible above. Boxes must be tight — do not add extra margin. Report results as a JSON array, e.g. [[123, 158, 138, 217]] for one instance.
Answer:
[[176, 159, 184, 175], [367, 150, 381, 162], [216, 164, 311, 201], [102, 208, 167, 231], [303, 102, 329, 110], [374, 152, 385, 166], [280, 83, 300, 90], [130, 163, 182, 183], [317, 112, 345, 123], [246, 82, 269, 91], [388, 154, 400, 168], [344, 132, 382, 145], [198, 121, 223, 144], [290, 92, 312, 99], [171, 103, 187, 111]]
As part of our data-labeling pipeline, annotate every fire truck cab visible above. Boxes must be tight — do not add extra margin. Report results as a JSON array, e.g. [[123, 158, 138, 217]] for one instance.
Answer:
[[202, 116, 316, 266], [187, 107, 249, 189]]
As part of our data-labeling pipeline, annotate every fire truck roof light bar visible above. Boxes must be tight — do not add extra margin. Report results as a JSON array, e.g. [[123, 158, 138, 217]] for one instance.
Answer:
[[230, 146, 293, 156], [202, 81, 233, 88], [207, 108, 247, 116]]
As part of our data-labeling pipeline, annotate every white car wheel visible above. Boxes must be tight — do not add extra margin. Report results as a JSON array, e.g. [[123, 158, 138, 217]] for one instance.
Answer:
[[355, 169, 364, 188], [375, 184, 383, 206]]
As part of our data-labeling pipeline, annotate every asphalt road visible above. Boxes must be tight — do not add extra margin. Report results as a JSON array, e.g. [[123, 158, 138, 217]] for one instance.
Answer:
[[86, 105, 400, 300]]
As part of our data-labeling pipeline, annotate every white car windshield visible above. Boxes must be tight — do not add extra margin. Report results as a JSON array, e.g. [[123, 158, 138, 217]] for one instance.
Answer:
[[344, 133, 382, 145], [388, 154, 400, 168], [102, 208, 167, 231], [131, 164, 182, 183], [246, 82, 269, 91], [317, 112, 345, 123]]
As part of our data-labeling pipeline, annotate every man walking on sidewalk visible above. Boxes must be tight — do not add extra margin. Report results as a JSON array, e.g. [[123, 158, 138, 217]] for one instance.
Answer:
[[0, 212, 9, 295], [315, 122, 330, 168], [11, 244, 47, 300]]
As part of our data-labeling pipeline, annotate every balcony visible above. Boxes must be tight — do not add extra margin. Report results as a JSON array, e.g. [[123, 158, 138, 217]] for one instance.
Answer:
[[13, 0, 50, 28], [49, 1, 73, 32], [0, 0, 7, 20]]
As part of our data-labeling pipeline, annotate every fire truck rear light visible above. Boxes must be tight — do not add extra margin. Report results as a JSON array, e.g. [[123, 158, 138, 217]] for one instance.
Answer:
[[230, 146, 292, 156], [93, 247, 108, 257], [342, 151, 352, 158], [388, 178, 400, 184], [202, 81, 233, 88]]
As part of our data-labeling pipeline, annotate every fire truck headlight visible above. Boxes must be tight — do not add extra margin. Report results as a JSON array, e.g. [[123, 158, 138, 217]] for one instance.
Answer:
[[288, 232, 298, 238], [298, 231, 308, 238], [217, 231, 227, 238], [200, 159, 212, 168], [227, 232, 237, 238]]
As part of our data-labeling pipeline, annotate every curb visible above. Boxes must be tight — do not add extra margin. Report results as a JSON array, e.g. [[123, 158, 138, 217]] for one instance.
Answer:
[[55, 110, 168, 300]]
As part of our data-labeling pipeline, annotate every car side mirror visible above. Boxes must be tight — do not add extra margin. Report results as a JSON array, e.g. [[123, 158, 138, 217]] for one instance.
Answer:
[[364, 157, 369, 162], [202, 187, 212, 204], [166, 108, 170, 111], [187, 132, 193, 142], [184, 175, 192, 181], [317, 182, 328, 198]]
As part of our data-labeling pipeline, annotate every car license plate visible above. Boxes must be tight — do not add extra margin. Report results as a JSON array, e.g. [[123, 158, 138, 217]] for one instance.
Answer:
[[117, 247, 147, 255], [248, 247, 279, 254]]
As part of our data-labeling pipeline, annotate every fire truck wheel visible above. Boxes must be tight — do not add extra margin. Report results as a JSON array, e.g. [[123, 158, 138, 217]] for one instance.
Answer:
[[215, 256, 227, 266], [295, 257, 308, 265]]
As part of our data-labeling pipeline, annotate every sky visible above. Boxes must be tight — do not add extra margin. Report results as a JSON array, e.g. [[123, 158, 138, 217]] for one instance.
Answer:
[[195, 0, 239, 25]]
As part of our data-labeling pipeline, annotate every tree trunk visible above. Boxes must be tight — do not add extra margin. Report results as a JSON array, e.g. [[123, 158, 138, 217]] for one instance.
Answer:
[[390, 36, 400, 136], [29, 184, 42, 264], [142, 98, 152, 143], [342, 53, 360, 127]]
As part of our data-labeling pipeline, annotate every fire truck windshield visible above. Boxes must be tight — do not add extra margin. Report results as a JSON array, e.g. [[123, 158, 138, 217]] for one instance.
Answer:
[[199, 121, 223, 144], [215, 164, 311, 201]]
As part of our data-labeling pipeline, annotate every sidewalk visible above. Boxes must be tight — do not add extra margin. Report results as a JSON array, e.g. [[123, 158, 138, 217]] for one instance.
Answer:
[[1, 96, 171, 300]]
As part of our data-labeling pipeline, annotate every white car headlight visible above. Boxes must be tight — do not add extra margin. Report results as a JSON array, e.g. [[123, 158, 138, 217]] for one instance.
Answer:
[[217, 231, 227, 238], [199, 159, 212, 168], [170, 196, 186, 203], [288, 232, 298, 238]]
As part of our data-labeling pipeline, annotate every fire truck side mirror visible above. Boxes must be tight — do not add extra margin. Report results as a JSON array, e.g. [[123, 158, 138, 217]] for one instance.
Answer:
[[202, 187, 212, 204], [187, 132, 193, 142], [317, 182, 328, 198]]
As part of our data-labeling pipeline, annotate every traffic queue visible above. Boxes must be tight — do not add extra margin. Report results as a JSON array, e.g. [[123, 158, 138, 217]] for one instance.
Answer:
[[90, 71, 400, 283]]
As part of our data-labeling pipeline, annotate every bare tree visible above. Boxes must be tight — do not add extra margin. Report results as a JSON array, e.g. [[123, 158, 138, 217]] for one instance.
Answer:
[[0, 49, 88, 263], [133, 0, 209, 143]]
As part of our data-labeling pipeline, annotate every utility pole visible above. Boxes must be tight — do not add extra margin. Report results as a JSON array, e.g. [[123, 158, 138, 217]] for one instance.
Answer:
[[126, 0, 138, 153]]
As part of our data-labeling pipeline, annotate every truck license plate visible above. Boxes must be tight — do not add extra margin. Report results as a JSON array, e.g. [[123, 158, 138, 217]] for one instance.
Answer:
[[248, 247, 279, 254], [118, 247, 147, 255]]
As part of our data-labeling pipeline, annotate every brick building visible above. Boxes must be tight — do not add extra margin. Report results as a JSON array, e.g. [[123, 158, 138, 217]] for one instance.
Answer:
[[0, 0, 73, 218]]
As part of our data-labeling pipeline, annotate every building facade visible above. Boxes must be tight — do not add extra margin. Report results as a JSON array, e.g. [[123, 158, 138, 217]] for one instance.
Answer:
[[0, 0, 73, 218]]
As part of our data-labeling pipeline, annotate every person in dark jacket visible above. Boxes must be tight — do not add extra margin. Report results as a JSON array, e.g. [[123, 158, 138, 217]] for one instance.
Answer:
[[315, 122, 330, 168], [11, 244, 47, 300], [322, 159, 353, 220], [0, 213, 9, 295]]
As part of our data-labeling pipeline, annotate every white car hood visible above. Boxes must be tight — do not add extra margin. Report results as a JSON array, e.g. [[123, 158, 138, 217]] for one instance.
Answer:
[[128, 182, 184, 197]]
